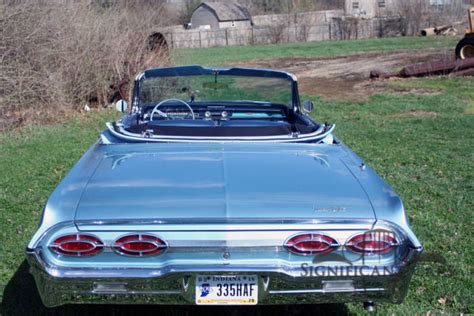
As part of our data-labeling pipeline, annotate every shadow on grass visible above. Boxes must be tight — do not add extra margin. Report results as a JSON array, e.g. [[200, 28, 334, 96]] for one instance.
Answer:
[[1, 261, 352, 316]]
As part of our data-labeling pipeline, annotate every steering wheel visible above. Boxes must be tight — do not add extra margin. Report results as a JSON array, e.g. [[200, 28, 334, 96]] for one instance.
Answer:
[[150, 99, 195, 121]]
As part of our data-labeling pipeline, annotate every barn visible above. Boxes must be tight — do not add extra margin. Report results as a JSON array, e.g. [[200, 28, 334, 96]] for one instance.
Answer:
[[190, 2, 252, 30]]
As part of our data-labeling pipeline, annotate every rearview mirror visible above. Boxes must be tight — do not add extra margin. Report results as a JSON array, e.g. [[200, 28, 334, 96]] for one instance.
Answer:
[[303, 100, 314, 114], [115, 99, 128, 113]]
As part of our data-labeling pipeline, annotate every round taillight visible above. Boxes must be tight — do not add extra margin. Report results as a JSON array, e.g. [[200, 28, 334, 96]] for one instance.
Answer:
[[346, 231, 398, 254], [50, 234, 104, 256], [285, 233, 339, 255], [113, 234, 167, 256]]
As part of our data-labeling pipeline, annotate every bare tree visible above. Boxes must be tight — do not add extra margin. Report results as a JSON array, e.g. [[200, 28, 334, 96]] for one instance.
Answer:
[[244, 0, 344, 14], [244, 0, 293, 15], [391, 0, 429, 36], [332, 17, 360, 40], [390, 0, 464, 36], [1, 0, 171, 128], [294, 0, 344, 11], [428, 0, 465, 27], [176, 0, 201, 26]]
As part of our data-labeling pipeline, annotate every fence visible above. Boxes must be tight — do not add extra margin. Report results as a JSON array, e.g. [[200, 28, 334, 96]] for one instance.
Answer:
[[161, 17, 405, 49]]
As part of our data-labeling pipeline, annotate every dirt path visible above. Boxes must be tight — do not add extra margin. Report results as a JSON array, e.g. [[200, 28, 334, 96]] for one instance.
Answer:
[[230, 48, 453, 99]]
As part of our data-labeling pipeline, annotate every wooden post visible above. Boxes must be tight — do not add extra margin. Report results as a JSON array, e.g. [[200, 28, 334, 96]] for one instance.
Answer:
[[356, 20, 359, 40], [287, 21, 290, 43], [379, 18, 384, 38], [225, 28, 228, 46]]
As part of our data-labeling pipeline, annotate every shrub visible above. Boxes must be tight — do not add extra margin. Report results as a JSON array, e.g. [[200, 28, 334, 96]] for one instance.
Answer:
[[0, 0, 170, 125]]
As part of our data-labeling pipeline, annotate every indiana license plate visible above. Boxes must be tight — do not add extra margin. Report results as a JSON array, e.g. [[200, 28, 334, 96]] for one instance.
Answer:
[[195, 275, 258, 305]]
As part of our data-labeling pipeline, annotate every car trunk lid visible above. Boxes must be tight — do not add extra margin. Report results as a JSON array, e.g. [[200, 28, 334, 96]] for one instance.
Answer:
[[74, 144, 375, 227]]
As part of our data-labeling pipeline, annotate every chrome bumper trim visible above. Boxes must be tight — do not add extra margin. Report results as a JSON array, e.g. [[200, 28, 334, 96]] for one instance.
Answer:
[[90, 290, 182, 295], [268, 288, 385, 294], [26, 246, 422, 307], [27, 246, 417, 278]]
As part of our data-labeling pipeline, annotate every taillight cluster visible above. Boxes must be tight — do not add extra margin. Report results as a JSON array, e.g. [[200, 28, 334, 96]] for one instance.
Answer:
[[50, 234, 104, 256], [50, 234, 167, 257], [113, 234, 167, 256], [285, 233, 339, 255], [285, 230, 398, 255], [346, 231, 398, 254], [50, 231, 398, 257]]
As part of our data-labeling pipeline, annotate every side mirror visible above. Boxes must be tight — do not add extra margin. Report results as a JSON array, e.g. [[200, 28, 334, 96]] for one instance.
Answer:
[[115, 99, 128, 113], [303, 100, 314, 114]]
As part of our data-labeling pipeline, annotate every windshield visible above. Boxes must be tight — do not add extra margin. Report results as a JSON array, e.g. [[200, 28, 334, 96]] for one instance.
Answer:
[[139, 74, 293, 107], [110, 66, 333, 143]]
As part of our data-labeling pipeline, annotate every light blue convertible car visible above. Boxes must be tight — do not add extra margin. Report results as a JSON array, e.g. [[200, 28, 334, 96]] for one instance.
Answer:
[[27, 66, 422, 310]]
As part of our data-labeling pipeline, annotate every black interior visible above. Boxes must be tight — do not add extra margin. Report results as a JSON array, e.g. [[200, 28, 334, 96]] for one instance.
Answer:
[[123, 102, 318, 137]]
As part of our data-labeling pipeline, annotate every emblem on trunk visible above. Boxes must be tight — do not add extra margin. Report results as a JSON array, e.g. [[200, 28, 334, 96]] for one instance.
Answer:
[[314, 207, 346, 213]]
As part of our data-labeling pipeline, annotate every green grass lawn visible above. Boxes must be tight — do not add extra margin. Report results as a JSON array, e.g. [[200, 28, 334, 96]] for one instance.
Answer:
[[1, 37, 473, 315], [309, 77, 473, 314], [173, 36, 459, 66]]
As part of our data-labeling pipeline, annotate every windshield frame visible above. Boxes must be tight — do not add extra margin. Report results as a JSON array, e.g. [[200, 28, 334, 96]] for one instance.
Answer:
[[131, 65, 301, 114]]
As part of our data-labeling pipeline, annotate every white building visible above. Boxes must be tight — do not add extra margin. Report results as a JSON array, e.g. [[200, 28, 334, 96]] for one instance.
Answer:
[[345, 0, 458, 17], [345, 0, 394, 17]]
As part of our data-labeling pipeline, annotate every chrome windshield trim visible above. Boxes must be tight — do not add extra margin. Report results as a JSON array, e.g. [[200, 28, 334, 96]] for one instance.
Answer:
[[139, 66, 299, 82]]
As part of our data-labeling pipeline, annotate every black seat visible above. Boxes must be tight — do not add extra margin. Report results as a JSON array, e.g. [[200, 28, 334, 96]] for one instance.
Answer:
[[147, 119, 215, 127], [126, 119, 292, 137], [220, 119, 289, 128]]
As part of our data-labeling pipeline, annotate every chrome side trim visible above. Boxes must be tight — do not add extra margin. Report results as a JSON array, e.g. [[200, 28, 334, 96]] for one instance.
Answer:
[[74, 217, 375, 226], [27, 221, 75, 250]]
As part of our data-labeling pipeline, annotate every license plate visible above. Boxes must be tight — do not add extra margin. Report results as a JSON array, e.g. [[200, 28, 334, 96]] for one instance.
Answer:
[[195, 275, 258, 305]]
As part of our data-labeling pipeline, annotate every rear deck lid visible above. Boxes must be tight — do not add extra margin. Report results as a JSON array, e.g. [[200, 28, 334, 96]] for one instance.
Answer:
[[74, 145, 375, 225]]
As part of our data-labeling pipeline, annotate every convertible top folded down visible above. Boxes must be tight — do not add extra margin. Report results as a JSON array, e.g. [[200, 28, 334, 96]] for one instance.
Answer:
[[126, 120, 293, 137]]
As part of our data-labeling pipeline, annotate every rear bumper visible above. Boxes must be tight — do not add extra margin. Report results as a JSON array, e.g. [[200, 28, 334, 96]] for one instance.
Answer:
[[26, 246, 422, 307]]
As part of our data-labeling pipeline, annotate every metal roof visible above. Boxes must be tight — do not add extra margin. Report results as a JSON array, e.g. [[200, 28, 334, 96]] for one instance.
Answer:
[[198, 1, 251, 21]]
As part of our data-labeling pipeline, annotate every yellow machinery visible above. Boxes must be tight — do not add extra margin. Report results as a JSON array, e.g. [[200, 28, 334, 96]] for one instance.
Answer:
[[456, 7, 474, 59]]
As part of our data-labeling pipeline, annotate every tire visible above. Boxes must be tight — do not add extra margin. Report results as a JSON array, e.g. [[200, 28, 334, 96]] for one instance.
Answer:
[[455, 36, 474, 60]]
